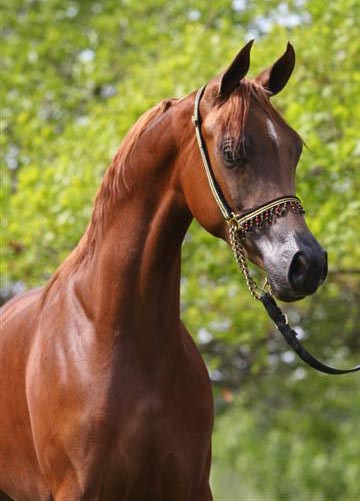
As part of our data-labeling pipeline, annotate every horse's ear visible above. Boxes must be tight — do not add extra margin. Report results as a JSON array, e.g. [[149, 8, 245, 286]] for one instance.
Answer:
[[255, 42, 295, 96], [218, 39, 254, 100]]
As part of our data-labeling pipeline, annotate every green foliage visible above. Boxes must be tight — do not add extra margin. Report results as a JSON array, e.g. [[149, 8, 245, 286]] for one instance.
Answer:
[[212, 371, 360, 500], [2, 0, 360, 498]]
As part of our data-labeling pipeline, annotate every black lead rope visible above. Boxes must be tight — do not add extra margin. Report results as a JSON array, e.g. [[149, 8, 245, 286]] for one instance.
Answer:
[[192, 85, 360, 376], [260, 292, 360, 375]]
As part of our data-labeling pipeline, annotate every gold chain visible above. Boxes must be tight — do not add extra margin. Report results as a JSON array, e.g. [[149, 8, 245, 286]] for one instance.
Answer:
[[229, 223, 263, 300]]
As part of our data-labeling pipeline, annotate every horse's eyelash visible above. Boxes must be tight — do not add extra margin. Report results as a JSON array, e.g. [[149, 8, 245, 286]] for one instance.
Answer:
[[222, 138, 246, 165]]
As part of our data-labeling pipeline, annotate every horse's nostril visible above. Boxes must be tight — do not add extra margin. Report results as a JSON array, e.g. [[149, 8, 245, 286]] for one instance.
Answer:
[[288, 251, 307, 290], [288, 249, 327, 295]]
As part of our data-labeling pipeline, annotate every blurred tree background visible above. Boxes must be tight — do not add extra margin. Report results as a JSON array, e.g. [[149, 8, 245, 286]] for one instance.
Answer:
[[1, 0, 360, 499]]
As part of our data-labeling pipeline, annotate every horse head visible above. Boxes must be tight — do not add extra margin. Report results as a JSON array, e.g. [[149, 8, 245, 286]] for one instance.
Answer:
[[181, 41, 327, 302]]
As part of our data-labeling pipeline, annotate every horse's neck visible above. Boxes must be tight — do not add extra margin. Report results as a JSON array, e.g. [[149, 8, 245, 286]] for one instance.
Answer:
[[72, 97, 194, 353]]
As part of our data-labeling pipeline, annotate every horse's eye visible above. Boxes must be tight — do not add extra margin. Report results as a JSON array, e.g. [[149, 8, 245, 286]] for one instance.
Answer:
[[222, 139, 246, 168], [222, 145, 236, 165]]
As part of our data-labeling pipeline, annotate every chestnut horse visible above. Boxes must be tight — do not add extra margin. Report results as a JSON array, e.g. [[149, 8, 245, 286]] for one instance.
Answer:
[[0, 42, 326, 500]]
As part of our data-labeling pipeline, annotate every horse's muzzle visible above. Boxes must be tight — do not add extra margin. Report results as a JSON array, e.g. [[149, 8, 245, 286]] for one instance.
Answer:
[[263, 231, 328, 302]]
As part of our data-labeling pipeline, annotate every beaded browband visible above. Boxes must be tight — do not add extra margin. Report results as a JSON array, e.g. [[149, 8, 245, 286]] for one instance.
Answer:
[[192, 84, 360, 375], [232, 196, 305, 236]]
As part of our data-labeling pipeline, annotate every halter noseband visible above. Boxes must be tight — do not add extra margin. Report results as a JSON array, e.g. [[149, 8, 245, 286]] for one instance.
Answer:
[[192, 85, 360, 376]]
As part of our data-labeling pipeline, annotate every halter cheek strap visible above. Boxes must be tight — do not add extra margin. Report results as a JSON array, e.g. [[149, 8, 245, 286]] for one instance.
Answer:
[[192, 85, 233, 220], [192, 85, 360, 376]]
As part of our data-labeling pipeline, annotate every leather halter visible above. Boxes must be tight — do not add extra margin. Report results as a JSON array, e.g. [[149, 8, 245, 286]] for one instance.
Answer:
[[192, 86, 304, 229], [192, 85, 360, 375]]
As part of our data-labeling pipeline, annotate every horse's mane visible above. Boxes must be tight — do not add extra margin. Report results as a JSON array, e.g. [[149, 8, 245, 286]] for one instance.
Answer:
[[43, 98, 176, 297]]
